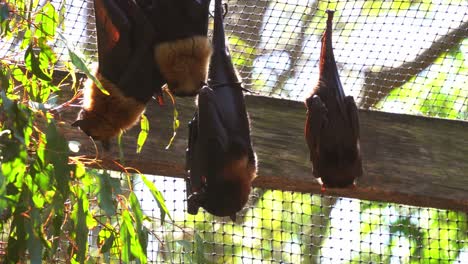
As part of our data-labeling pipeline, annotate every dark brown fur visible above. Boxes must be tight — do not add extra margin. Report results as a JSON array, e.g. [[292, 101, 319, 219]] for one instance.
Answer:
[[305, 10, 362, 189]]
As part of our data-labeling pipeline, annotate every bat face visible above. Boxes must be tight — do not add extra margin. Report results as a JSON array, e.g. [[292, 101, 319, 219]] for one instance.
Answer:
[[73, 0, 162, 147], [73, 71, 146, 148], [186, 0, 257, 220], [305, 10, 362, 189]]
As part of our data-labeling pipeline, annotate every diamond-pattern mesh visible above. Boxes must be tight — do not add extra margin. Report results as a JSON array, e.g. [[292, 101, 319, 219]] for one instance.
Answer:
[[83, 175, 466, 263], [2, 0, 467, 118]]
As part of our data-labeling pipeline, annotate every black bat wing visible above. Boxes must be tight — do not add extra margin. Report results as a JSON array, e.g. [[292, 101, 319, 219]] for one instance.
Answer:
[[305, 10, 362, 188], [186, 0, 256, 219], [305, 95, 328, 178], [94, 0, 132, 84], [94, 0, 162, 102], [138, 0, 211, 41]]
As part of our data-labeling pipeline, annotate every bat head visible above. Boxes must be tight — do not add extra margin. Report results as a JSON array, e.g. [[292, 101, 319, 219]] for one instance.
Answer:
[[186, 137, 256, 219], [199, 138, 256, 218], [316, 143, 362, 188], [73, 72, 146, 149], [72, 113, 115, 149]]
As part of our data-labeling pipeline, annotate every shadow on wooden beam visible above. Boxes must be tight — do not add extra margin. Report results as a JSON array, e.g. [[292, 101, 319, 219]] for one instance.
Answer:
[[57, 88, 468, 212]]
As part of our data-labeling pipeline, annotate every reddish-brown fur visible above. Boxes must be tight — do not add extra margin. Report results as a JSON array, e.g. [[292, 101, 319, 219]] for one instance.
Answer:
[[74, 69, 145, 142], [154, 36, 212, 96], [203, 154, 257, 217]]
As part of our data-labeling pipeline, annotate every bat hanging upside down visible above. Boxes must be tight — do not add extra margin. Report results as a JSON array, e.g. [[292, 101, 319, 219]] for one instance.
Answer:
[[186, 0, 257, 221], [72, 0, 212, 147], [305, 10, 363, 189]]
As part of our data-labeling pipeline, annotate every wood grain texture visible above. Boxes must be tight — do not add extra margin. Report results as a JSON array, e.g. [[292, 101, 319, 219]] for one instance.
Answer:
[[57, 89, 468, 212]]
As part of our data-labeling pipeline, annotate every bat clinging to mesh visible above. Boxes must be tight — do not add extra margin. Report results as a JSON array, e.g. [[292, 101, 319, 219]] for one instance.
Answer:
[[137, 0, 212, 96], [72, 0, 163, 148], [305, 10, 362, 189], [186, 0, 257, 221]]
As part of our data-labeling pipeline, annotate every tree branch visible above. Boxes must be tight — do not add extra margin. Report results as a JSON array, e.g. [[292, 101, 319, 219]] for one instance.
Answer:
[[359, 20, 468, 109]]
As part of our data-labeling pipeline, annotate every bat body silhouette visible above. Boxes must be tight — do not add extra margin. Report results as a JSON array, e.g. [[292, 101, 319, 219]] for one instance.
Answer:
[[136, 0, 212, 96], [73, 0, 161, 148], [186, 0, 257, 221], [73, 0, 212, 147], [305, 10, 362, 189]]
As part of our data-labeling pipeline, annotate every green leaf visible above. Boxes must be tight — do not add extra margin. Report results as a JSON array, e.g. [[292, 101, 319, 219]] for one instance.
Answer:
[[45, 121, 70, 197], [140, 175, 172, 224], [120, 210, 147, 263], [136, 114, 149, 153], [194, 233, 206, 264], [63, 40, 108, 95], [74, 192, 89, 263], [100, 233, 115, 254], [120, 212, 132, 263], [34, 2, 57, 39], [26, 208, 42, 264], [129, 192, 144, 230], [97, 171, 116, 216], [25, 44, 51, 81]]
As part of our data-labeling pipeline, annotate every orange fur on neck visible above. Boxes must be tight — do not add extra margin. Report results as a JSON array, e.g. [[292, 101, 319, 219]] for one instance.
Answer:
[[154, 36, 212, 96], [78, 71, 146, 140]]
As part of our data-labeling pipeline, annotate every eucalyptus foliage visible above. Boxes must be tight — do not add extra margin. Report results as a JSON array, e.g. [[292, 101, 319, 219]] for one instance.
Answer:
[[0, 1, 170, 262]]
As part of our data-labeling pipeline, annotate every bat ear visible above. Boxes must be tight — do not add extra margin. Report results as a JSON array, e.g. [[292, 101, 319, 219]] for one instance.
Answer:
[[71, 119, 93, 137], [229, 214, 236, 222], [71, 120, 84, 128], [187, 192, 206, 215]]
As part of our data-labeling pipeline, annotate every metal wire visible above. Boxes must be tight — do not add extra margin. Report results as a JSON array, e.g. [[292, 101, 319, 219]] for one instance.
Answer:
[[2, 0, 467, 119], [96, 175, 466, 263]]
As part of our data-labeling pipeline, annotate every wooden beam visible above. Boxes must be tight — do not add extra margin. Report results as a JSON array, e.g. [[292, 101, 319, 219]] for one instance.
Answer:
[[57, 90, 468, 212]]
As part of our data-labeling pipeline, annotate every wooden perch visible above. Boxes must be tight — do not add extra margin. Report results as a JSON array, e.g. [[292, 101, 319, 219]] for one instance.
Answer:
[[57, 89, 468, 212]]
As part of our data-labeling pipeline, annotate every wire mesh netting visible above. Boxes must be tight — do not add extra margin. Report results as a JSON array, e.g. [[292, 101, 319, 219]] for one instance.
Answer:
[[2, 0, 467, 119], [1, 0, 467, 263], [76, 174, 466, 263]]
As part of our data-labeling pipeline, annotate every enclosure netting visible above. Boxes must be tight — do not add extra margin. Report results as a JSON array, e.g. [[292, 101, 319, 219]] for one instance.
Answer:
[[1, 0, 467, 263]]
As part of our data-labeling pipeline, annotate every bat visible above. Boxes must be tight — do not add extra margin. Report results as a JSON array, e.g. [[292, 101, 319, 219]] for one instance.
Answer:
[[73, 0, 213, 147], [136, 0, 212, 96], [305, 10, 362, 189], [72, 0, 163, 148], [186, 0, 257, 221]]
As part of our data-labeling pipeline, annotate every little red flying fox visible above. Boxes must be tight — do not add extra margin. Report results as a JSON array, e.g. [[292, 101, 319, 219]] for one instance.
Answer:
[[73, 0, 212, 148], [186, 0, 257, 221], [136, 0, 212, 96], [305, 10, 362, 189]]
